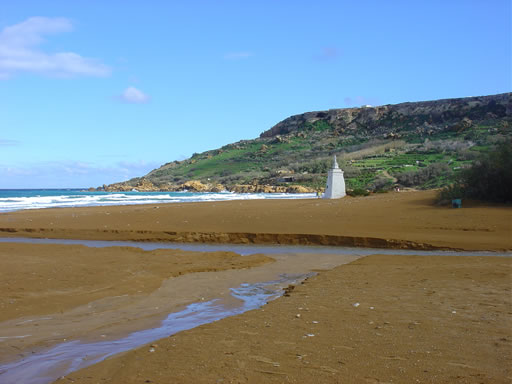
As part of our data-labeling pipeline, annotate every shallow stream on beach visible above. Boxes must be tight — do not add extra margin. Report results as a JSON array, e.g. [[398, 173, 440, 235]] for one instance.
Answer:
[[0, 238, 509, 384], [0, 237, 508, 256]]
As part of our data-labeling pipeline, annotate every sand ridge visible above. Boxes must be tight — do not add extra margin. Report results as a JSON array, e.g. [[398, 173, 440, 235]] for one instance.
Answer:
[[0, 191, 510, 250]]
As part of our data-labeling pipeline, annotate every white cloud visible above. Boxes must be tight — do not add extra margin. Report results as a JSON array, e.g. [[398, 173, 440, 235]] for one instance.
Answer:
[[224, 51, 254, 60], [0, 17, 111, 79], [120, 86, 150, 103]]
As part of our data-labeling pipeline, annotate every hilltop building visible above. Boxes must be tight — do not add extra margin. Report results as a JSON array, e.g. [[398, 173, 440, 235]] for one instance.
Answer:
[[323, 155, 346, 199]]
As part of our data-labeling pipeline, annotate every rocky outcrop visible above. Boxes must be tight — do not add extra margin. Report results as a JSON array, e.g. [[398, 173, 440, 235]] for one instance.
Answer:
[[102, 179, 161, 192], [176, 180, 224, 192], [260, 93, 511, 138], [228, 184, 316, 194], [228, 185, 285, 193], [285, 185, 316, 193], [101, 179, 226, 193], [100, 179, 316, 194]]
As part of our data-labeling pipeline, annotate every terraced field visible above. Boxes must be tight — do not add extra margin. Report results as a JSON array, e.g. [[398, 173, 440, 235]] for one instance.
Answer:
[[107, 93, 511, 192]]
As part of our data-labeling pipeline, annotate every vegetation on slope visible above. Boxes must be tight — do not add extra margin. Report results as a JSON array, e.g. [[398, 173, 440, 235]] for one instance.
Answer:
[[105, 93, 511, 193], [439, 140, 512, 203]]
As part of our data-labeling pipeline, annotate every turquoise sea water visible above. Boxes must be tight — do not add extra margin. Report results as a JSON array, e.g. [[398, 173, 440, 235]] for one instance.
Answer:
[[0, 189, 316, 212]]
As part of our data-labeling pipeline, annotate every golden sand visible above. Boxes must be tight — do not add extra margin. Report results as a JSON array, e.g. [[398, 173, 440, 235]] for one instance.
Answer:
[[0, 190, 510, 250], [56, 254, 512, 384], [0, 190, 509, 383]]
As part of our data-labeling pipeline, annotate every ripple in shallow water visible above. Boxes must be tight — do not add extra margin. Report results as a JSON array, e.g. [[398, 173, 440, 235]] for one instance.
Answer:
[[0, 273, 312, 384]]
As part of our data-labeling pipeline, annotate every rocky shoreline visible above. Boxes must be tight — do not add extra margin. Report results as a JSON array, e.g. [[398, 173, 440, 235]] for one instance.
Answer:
[[91, 178, 317, 194]]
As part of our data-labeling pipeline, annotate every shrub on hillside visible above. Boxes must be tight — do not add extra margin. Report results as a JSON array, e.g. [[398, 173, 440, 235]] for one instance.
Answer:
[[371, 176, 394, 192], [396, 163, 452, 188], [438, 140, 512, 203], [455, 148, 479, 161], [292, 159, 331, 174], [347, 188, 370, 197]]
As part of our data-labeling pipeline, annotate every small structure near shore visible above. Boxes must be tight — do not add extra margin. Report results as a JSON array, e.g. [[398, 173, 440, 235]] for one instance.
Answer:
[[323, 155, 346, 199]]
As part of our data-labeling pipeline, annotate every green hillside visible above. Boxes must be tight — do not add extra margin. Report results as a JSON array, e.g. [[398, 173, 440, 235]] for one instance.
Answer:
[[104, 93, 511, 192]]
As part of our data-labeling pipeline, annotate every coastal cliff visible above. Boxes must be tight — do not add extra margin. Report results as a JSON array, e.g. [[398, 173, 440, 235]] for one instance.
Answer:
[[99, 93, 511, 193], [261, 93, 510, 139]]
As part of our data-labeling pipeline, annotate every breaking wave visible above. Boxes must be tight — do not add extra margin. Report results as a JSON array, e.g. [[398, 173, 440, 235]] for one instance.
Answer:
[[0, 190, 316, 212]]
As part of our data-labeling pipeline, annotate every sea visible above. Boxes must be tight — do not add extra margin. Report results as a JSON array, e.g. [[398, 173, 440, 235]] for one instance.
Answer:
[[0, 189, 317, 213]]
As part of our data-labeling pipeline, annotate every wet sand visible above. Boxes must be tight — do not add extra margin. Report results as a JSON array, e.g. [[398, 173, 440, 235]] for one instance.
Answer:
[[0, 243, 274, 363], [56, 254, 512, 384], [0, 190, 510, 382], [0, 190, 510, 250], [0, 243, 273, 324]]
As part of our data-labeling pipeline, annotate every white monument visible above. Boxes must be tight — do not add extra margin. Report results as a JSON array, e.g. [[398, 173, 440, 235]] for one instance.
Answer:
[[323, 155, 346, 199]]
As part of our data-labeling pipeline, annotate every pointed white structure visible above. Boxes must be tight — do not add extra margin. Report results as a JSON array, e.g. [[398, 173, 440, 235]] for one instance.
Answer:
[[323, 155, 346, 199]]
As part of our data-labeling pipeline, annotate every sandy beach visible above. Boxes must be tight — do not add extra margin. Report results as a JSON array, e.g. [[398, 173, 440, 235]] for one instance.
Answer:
[[0, 243, 273, 324], [56, 254, 512, 384], [0, 190, 510, 250], [0, 190, 510, 383], [3, 0, 510, 382]]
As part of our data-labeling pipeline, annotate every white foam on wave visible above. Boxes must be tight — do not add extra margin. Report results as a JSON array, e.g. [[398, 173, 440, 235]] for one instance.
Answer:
[[0, 192, 316, 212]]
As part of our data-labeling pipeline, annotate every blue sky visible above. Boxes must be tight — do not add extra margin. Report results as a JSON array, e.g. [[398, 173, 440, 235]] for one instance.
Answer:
[[0, 0, 510, 188]]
